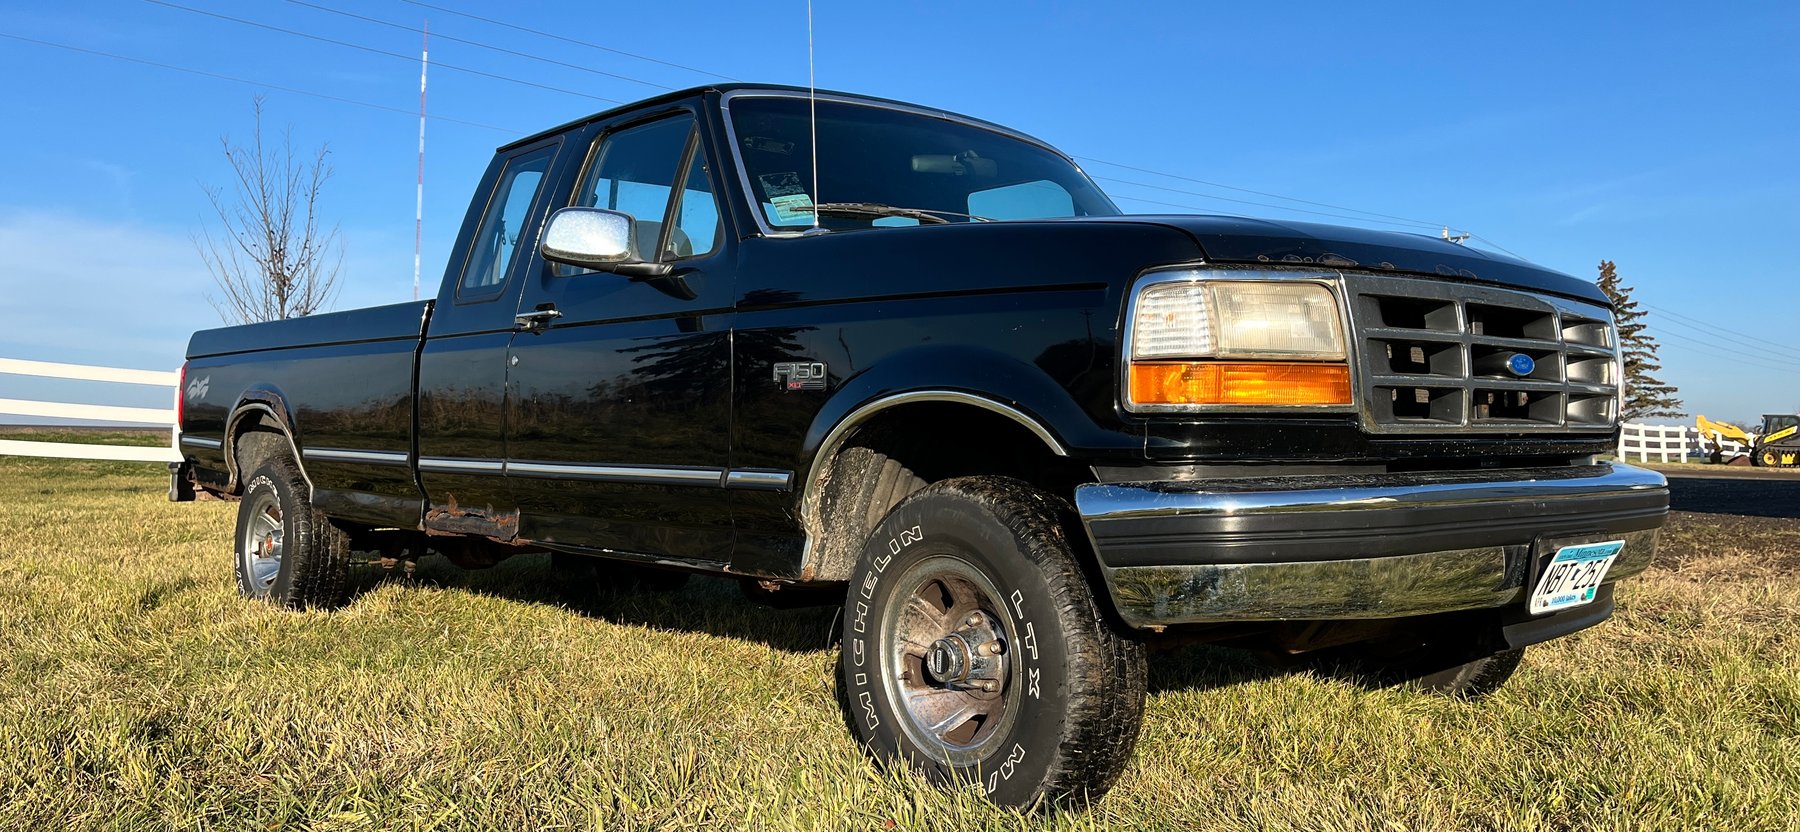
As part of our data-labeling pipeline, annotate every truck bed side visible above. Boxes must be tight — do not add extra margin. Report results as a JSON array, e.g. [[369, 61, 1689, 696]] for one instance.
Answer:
[[179, 300, 433, 529]]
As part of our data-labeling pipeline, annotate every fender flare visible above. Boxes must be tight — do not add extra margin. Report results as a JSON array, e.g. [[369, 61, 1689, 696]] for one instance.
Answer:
[[795, 345, 1102, 554], [223, 387, 311, 496]]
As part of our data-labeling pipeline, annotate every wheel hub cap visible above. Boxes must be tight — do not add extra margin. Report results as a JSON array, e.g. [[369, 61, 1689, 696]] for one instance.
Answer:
[[240, 491, 284, 596], [926, 635, 973, 684], [879, 558, 1022, 766]]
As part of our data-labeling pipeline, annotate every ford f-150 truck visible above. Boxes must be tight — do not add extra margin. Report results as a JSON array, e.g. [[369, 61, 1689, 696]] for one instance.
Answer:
[[173, 84, 1670, 809]]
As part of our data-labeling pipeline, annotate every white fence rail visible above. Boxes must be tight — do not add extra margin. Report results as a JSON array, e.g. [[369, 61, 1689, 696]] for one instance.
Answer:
[[0, 358, 182, 464], [1618, 421, 1752, 464]]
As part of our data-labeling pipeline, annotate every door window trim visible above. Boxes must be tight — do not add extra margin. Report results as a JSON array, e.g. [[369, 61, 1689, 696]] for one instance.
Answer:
[[454, 141, 560, 305], [567, 110, 722, 268]]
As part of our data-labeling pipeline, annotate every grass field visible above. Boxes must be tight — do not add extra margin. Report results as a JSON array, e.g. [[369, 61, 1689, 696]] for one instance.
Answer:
[[0, 452, 1795, 830]]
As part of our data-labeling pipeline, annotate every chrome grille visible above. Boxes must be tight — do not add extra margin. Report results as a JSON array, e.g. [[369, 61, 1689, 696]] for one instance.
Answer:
[[1347, 274, 1618, 433]]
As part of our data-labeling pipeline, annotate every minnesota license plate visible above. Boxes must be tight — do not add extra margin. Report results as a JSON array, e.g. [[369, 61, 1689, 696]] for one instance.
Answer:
[[1529, 540, 1623, 615]]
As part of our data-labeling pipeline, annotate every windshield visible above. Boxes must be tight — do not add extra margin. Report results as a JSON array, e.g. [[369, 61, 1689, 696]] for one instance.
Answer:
[[726, 96, 1119, 232]]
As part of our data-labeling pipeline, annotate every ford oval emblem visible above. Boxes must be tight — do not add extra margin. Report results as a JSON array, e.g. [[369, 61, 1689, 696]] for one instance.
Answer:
[[1506, 353, 1535, 377]]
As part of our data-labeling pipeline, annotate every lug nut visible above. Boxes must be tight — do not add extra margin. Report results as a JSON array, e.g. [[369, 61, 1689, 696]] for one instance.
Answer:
[[978, 640, 1003, 656], [966, 613, 984, 627], [979, 679, 999, 693]]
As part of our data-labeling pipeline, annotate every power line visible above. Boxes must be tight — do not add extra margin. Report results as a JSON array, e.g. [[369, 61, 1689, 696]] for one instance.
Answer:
[[1467, 234, 1527, 261], [389, 2, 1524, 254], [1094, 174, 1445, 231], [1648, 304, 1800, 360], [128, 1, 1527, 260], [284, 0, 675, 92], [185, 0, 1522, 255], [397, 0, 739, 82], [142, 0, 622, 105], [0, 31, 519, 134], [1083, 158, 1530, 259], [1655, 315, 1800, 362], [1079, 155, 1450, 230], [1655, 329, 1800, 375]]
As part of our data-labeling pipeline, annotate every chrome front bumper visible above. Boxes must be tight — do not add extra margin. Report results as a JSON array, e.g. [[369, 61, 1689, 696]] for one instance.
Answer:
[[1074, 462, 1669, 629]]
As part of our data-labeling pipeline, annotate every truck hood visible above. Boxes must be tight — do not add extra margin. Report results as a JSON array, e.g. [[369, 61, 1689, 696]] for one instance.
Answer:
[[1090, 214, 1607, 306]]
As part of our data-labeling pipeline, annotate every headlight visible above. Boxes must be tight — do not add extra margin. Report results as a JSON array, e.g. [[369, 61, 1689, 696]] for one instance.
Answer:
[[1125, 271, 1352, 410]]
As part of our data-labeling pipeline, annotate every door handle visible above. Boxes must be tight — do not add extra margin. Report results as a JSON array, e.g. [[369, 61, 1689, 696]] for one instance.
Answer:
[[513, 304, 562, 333]]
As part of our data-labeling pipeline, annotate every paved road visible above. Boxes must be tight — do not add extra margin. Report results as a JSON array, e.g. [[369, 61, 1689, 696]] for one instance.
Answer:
[[1663, 469, 1800, 519]]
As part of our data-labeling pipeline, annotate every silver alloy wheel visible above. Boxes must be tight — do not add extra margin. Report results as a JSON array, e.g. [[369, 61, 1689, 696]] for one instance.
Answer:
[[240, 489, 284, 596], [878, 553, 1020, 767]]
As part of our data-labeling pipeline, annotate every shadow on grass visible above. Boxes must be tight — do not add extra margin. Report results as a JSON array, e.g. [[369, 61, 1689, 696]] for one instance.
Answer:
[[1146, 643, 1299, 695], [342, 552, 843, 654], [337, 555, 1452, 697]]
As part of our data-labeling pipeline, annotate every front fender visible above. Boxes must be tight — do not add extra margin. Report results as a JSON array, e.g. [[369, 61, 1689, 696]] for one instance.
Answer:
[[800, 344, 1129, 474]]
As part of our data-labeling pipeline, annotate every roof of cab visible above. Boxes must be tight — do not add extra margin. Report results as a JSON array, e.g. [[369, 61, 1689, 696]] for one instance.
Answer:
[[496, 83, 1055, 153]]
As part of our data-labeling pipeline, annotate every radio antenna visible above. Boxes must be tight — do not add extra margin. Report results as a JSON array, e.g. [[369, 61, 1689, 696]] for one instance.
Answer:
[[806, 0, 819, 228], [413, 20, 428, 300]]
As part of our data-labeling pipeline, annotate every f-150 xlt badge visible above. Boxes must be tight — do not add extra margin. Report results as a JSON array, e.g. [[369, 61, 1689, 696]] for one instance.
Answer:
[[773, 362, 828, 391]]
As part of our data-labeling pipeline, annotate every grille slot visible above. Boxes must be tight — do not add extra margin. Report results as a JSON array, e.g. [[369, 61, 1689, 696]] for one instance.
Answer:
[[1349, 275, 1618, 433]]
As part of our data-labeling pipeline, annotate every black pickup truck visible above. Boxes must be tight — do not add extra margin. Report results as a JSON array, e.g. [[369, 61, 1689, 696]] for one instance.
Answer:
[[174, 84, 1669, 809]]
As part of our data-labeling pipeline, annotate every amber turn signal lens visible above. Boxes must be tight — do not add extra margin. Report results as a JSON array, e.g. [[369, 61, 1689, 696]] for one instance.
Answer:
[[1129, 361, 1352, 407]]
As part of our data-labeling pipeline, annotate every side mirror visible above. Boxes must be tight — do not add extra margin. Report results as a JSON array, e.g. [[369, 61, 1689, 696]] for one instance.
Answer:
[[540, 207, 633, 269]]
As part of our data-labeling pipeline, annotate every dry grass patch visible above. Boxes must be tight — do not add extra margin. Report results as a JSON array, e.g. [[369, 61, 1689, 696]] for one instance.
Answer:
[[0, 456, 1795, 830]]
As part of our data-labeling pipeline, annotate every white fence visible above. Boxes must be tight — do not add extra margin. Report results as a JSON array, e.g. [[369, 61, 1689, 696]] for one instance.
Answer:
[[1618, 421, 1750, 464], [0, 358, 182, 463]]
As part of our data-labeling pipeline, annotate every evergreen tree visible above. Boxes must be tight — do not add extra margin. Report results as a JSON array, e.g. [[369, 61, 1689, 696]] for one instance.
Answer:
[[1597, 260, 1682, 420]]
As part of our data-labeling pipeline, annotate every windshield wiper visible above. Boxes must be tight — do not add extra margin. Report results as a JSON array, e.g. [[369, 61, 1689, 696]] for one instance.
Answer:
[[796, 202, 991, 225]]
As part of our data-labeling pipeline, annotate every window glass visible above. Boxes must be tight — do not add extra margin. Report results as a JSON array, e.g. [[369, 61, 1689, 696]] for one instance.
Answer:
[[578, 115, 718, 261], [668, 146, 720, 256], [969, 179, 1074, 220], [727, 97, 1118, 232], [460, 147, 553, 295]]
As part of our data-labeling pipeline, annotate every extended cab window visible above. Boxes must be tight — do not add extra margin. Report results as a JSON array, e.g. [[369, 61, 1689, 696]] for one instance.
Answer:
[[576, 115, 720, 261], [459, 147, 553, 298], [727, 97, 1118, 231]]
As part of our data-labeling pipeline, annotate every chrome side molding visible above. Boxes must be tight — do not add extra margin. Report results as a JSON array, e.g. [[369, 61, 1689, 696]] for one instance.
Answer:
[[304, 447, 409, 465], [414, 457, 794, 491]]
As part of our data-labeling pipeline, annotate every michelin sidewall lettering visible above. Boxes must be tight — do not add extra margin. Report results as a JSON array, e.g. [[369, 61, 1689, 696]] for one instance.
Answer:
[[841, 496, 1069, 804]]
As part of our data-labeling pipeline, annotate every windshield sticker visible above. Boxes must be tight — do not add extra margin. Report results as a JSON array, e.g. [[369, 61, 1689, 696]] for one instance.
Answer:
[[771, 193, 815, 224], [761, 172, 814, 224]]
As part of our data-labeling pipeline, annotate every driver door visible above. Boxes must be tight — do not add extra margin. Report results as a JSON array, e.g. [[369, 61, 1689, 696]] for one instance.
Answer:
[[505, 110, 735, 560]]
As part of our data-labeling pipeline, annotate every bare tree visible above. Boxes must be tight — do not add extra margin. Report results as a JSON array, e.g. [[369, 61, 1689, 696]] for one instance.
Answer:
[[196, 98, 342, 324]]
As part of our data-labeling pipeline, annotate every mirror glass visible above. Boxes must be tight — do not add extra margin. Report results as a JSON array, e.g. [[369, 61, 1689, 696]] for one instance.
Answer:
[[540, 207, 634, 268]]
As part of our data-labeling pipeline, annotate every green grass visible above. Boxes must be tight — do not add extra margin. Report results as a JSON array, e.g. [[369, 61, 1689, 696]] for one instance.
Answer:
[[0, 455, 1795, 831], [0, 426, 170, 447]]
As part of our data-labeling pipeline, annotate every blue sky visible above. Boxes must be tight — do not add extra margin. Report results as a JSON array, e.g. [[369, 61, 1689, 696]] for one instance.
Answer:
[[1, 0, 1796, 423]]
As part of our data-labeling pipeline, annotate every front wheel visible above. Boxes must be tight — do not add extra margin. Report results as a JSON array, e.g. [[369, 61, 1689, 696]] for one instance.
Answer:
[[837, 477, 1146, 810]]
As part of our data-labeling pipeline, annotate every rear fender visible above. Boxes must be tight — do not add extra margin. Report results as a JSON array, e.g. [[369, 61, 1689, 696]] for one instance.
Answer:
[[224, 386, 311, 496]]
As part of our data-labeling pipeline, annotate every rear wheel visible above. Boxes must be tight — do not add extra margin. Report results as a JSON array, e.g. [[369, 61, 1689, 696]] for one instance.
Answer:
[[838, 477, 1145, 810], [233, 455, 351, 609]]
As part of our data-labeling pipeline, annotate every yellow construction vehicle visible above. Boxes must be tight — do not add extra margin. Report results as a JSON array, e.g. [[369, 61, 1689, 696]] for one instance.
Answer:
[[1755, 413, 1800, 467], [1696, 413, 1800, 467]]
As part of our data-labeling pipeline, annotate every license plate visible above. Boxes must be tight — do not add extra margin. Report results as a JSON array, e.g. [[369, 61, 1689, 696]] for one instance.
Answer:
[[1529, 540, 1623, 615]]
